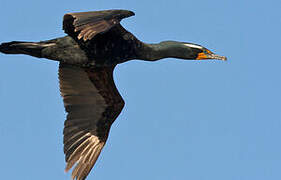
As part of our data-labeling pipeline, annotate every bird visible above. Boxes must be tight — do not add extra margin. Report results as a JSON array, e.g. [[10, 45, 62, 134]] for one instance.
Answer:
[[0, 9, 227, 180]]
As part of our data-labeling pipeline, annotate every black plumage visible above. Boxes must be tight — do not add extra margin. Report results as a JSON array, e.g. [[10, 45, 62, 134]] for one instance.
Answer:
[[0, 9, 226, 180]]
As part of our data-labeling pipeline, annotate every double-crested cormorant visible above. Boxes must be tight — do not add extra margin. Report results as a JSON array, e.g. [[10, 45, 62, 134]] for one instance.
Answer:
[[0, 10, 226, 180]]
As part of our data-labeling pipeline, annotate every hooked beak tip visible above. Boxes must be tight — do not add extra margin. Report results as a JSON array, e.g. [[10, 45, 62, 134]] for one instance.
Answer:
[[212, 54, 227, 61]]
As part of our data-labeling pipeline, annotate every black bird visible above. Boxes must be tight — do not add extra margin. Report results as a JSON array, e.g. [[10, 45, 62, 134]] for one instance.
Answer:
[[0, 9, 227, 180]]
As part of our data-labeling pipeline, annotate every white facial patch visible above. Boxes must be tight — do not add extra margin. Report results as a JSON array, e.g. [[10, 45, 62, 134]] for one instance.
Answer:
[[183, 43, 203, 49]]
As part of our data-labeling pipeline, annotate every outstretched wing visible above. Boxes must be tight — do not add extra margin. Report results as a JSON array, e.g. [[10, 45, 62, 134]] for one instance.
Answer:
[[59, 63, 124, 180], [63, 9, 135, 41]]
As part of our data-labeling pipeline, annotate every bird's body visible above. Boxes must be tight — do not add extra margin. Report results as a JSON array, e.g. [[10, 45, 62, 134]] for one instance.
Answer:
[[45, 26, 142, 66], [0, 9, 226, 180]]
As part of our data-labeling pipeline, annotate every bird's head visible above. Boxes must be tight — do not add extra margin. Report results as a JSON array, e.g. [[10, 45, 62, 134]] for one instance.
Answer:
[[154, 41, 227, 61], [182, 42, 227, 61]]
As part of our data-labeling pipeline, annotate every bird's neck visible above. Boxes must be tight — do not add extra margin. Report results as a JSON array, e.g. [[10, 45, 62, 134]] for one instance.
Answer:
[[137, 41, 191, 61], [137, 42, 171, 61]]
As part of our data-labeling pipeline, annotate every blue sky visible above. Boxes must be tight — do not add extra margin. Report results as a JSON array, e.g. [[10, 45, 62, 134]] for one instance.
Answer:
[[0, 0, 280, 180]]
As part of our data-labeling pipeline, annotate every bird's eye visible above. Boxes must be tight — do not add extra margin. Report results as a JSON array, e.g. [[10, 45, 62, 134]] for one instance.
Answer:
[[203, 49, 213, 55]]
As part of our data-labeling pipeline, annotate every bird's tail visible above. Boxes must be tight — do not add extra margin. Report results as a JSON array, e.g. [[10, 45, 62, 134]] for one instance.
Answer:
[[0, 41, 56, 58]]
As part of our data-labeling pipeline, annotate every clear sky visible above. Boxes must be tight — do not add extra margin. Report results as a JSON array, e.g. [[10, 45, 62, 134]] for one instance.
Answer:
[[0, 0, 280, 180]]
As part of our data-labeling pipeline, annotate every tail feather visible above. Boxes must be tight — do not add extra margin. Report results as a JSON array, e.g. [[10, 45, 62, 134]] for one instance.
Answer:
[[0, 41, 55, 58]]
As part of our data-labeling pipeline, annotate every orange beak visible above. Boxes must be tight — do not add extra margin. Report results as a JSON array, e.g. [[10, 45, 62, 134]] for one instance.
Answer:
[[196, 50, 227, 61]]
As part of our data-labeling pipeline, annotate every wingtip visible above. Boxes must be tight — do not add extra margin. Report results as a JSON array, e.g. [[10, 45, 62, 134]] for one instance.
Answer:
[[115, 9, 135, 18], [65, 165, 71, 173], [128, 10, 135, 16]]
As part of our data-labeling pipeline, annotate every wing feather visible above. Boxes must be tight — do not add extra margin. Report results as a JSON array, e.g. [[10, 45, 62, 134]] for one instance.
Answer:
[[63, 9, 135, 41], [59, 63, 124, 180]]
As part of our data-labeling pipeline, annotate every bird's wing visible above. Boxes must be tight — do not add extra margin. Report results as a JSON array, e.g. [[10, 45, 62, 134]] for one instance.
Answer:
[[59, 63, 124, 180], [63, 9, 135, 41]]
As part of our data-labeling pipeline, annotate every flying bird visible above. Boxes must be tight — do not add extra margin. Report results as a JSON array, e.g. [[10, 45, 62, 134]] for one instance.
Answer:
[[0, 9, 227, 180]]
